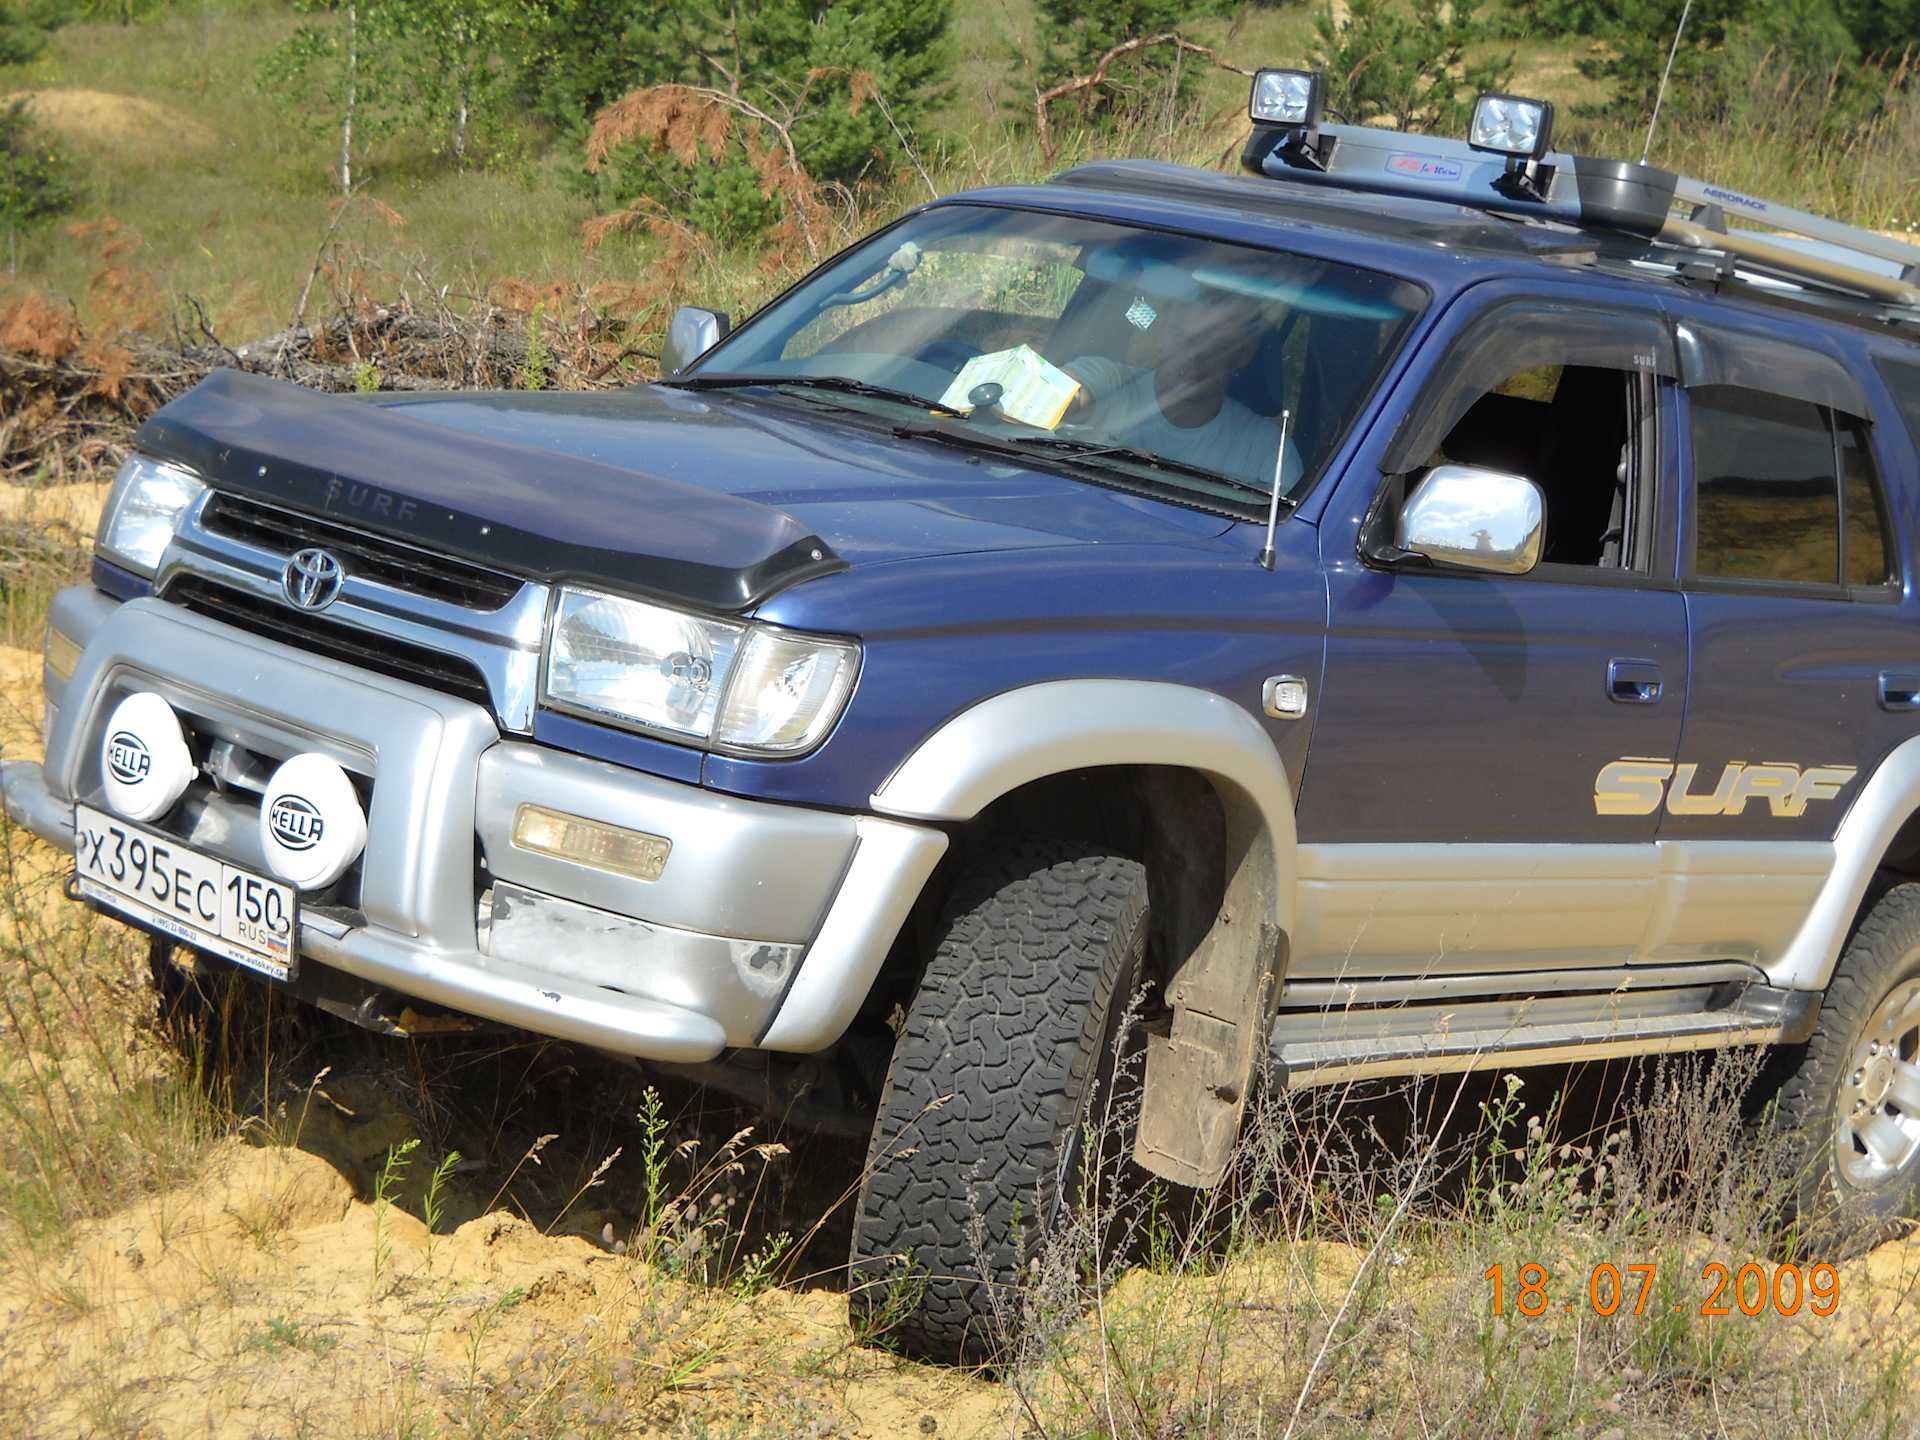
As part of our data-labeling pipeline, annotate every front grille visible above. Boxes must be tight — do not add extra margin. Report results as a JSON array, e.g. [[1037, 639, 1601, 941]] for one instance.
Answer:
[[200, 493, 524, 611], [166, 576, 495, 713]]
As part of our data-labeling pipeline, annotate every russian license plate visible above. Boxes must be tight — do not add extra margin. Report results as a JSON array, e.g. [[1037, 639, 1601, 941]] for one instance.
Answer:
[[72, 803, 298, 982]]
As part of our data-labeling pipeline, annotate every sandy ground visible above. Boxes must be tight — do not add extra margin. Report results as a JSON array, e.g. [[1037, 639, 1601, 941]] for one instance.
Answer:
[[0, 1141, 1011, 1438], [1, 485, 1918, 1434], [0, 477, 111, 534], [4, 89, 219, 154], [5, 1126, 1917, 1439]]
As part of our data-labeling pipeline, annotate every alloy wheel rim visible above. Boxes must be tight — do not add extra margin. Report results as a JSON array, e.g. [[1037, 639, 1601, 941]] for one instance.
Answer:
[[1835, 977, 1920, 1193]]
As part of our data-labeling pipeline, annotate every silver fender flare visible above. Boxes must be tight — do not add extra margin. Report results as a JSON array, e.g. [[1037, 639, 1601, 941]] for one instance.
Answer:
[[1773, 731, 1920, 990], [869, 677, 1297, 925], [760, 680, 1296, 1069], [870, 677, 1298, 1188]]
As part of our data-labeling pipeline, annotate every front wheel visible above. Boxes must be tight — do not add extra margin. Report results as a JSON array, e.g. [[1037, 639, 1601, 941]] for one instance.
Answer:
[[1763, 882, 1920, 1241], [847, 833, 1149, 1365]]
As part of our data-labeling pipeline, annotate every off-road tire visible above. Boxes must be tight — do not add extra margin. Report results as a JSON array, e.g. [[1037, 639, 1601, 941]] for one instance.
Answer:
[[847, 833, 1149, 1366], [1764, 881, 1920, 1244]]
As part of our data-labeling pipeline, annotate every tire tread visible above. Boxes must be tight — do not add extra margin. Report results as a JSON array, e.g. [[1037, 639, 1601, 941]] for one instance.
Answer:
[[848, 833, 1148, 1364]]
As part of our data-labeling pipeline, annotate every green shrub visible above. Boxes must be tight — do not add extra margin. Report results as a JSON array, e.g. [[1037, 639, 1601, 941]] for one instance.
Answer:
[[263, 0, 543, 187], [0, 98, 77, 273], [0, 0, 77, 65], [536, 0, 953, 228], [1032, 0, 1236, 113], [1314, 0, 1513, 133], [1836, 0, 1920, 54]]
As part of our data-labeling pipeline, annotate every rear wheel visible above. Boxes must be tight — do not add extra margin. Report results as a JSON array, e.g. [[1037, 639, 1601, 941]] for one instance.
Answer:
[[1763, 882, 1920, 1242], [847, 832, 1149, 1365]]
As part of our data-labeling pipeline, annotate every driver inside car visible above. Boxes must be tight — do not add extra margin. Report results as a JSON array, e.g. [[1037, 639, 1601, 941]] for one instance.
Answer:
[[1060, 289, 1301, 492]]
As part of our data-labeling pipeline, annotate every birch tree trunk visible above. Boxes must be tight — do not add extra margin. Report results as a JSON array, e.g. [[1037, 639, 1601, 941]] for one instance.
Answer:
[[340, 3, 357, 196], [453, 14, 471, 161]]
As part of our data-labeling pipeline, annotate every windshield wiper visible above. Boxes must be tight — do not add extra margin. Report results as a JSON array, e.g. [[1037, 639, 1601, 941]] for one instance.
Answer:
[[665, 373, 965, 417], [1007, 436, 1276, 495], [894, 420, 1287, 505]]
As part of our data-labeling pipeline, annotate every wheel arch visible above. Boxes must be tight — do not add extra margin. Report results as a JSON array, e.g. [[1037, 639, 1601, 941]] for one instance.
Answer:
[[871, 679, 1296, 1188], [869, 678, 1298, 935], [1778, 733, 1920, 990]]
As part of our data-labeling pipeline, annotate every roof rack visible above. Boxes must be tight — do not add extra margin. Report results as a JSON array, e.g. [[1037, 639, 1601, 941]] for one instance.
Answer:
[[1236, 70, 1920, 319]]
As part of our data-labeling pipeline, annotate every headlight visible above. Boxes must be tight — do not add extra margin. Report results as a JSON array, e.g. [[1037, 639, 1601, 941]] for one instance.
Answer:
[[542, 587, 859, 756], [546, 589, 744, 740], [97, 454, 206, 578]]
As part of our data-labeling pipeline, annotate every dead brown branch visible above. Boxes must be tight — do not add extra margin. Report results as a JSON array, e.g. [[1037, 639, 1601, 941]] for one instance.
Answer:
[[1034, 33, 1254, 163], [584, 82, 830, 262], [0, 284, 666, 486]]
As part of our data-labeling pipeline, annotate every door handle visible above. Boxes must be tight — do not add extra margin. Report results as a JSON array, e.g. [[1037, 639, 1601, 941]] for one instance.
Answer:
[[1880, 671, 1920, 711], [1608, 658, 1663, 704]]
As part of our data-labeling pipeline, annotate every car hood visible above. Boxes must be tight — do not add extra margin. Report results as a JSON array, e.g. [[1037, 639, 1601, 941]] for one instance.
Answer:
[[377, 387, 1235, 565], [136, 372, 1230, 613]]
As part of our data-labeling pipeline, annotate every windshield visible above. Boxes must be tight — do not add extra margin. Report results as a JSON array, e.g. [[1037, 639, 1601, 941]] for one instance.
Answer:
[[682, 204, 1427, 510]]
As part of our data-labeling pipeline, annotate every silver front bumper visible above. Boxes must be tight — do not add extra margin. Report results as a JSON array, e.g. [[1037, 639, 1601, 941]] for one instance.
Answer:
[[9, 593, 947, 1061]]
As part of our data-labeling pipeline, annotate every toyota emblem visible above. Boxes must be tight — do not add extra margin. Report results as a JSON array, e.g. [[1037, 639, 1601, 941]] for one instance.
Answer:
[[282, 548, 345, 610]]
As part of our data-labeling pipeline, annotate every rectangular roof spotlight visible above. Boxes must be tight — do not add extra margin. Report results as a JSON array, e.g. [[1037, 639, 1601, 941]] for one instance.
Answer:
[[1468, 93, 1554, 159], [1250, 68, 1324, 127]]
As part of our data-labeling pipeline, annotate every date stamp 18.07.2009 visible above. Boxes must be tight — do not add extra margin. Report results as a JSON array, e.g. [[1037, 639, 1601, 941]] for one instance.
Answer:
[[1486, 1262, 1840, 1318]]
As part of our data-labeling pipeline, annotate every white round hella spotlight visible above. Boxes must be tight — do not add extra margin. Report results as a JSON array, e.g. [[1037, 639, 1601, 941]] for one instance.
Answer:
[[100, 691, 195, 822], [259, 753, 367, 891]]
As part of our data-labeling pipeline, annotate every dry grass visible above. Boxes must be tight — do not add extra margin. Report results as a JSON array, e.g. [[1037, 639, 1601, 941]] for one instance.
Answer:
[[2, 840, 1918, 1439], [0, 486, 1901, 1431], [5, 7, 1920, 1434]]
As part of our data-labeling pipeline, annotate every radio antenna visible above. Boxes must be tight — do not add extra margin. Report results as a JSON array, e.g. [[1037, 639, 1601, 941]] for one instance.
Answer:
[[1259, 409, 1291, 570], [1641, 0, 1693, 165]]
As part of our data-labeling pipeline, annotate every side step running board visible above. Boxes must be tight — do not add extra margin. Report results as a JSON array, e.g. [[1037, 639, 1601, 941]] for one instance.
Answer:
[[1271, 979, 1819, 1087]]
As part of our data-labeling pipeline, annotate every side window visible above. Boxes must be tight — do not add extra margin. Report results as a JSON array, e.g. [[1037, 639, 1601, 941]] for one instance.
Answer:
[[1842, 422, 1895, 586], [1435, 361, 1650, 568], [1689, 384, 1891, 591], [1375, 300, 1673, 575]]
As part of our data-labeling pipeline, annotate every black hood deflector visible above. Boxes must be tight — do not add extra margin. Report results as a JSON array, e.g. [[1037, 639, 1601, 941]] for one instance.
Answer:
[[134, 369, 846, 611]]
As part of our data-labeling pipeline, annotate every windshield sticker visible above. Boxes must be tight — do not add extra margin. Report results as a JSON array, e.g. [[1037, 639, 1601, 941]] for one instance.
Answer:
[[1594, 758, 1857, 817], [1387, 153, 1464, 182], [1125, 297, 1158, 331]]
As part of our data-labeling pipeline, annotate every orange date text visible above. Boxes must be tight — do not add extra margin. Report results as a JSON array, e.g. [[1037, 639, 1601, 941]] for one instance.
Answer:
[[1484, 1261, 1839, 1318]]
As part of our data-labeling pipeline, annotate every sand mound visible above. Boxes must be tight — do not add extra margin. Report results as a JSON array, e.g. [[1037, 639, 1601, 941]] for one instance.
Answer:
[[0, 1139, 1005, 1437], [4, 89, 217, 152]]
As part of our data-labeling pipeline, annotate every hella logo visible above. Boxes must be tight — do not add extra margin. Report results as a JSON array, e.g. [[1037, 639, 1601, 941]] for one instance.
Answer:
[[107, 731, 152, 784], [268, 795, 325, 851]]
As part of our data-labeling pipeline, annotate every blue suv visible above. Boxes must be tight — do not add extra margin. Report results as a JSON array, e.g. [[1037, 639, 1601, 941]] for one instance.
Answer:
[[14, 74, 1920, 1362]]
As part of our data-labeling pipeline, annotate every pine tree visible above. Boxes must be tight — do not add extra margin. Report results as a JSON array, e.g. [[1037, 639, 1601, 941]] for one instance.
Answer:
[[0, 99, 77, 273]]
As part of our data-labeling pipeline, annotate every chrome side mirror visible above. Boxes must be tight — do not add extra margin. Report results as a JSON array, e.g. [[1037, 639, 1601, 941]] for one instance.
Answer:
[[1396, 464, 1544, 575], [661, 306, 731, 376]]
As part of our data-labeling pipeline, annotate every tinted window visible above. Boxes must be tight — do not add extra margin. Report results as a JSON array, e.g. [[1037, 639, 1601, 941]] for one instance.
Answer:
[[1692, 386, 1837, 585], [1842, 422, 1894, 585], [1876, 357, 1920, 446]]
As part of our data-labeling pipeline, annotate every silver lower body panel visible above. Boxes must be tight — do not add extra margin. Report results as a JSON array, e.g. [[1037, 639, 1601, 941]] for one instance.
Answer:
[[8, 593, 948, 1060]]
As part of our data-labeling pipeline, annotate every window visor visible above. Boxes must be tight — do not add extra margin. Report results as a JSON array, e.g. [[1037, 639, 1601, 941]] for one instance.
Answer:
[[1671, 322, 1870, 420], [1381, 302, 1675, 475]]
